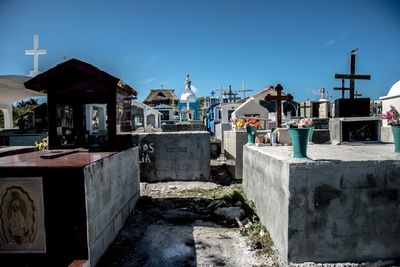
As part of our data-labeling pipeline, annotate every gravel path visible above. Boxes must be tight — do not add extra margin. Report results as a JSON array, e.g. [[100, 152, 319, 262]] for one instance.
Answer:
[[96, 182, 275, 267]]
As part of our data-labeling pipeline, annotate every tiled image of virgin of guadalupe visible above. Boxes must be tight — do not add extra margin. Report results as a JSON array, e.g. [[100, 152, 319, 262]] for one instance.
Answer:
[[0, 187, 37, 246], [8, 191, 30, 244]]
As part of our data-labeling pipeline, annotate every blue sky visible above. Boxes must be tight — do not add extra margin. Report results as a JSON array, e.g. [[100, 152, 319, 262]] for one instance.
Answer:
[[0, 0, 399, 101]]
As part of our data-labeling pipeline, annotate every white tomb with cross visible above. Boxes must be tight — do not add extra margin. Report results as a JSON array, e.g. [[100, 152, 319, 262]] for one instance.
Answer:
[[25, 34, 47, 77], [379, 80, 400, 142]]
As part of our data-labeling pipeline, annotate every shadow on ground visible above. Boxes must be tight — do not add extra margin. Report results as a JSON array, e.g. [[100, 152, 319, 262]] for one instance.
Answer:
[[96, 187, 265, 267]]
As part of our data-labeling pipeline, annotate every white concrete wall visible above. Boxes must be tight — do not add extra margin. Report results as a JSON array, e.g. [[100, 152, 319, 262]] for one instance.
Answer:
[[215, 122, 231, 142], [224, 130, 268, 179], [381, 126, 394, 142], [0, 104, 13, 129], [221, 103, 240, 123], [84, 147, 140, 266], [232, 98, 268, 122]]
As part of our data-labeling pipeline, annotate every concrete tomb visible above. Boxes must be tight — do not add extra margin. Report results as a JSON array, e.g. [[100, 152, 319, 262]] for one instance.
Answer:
[[243, 144, 400, 264], [223, 129, 269, 179], [0, 59, 140, 267], [333, 50, 371, 117], [214, 102, 240, 142], [0, 149, 140, 266], [130, 99, 162, 132], [223, 84, 296, 179], [380, 80, 400, 142], [138, 131, 210, 182], [330, 50, 380, 144]]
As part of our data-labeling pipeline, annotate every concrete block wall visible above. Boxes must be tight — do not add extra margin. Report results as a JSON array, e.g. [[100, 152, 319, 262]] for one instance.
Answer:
[[381, 126, 394, 142], [138, 131, 210, 182], [214, 123, 231, 143], [242, 144, 290, 259], [224, 130, 268, 179], [83, 147, 140, 266], [161, 123, 205, 132], [243, 144, 400, 264]]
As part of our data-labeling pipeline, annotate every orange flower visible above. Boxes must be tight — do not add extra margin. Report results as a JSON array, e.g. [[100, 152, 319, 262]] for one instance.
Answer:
[[245, 118, 261, 129]]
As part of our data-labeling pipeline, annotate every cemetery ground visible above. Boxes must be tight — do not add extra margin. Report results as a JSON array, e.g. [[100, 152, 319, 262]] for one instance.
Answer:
[[95, 180, 398, 267], [95, 155, 400, 267], [96, 181, 280, 267]]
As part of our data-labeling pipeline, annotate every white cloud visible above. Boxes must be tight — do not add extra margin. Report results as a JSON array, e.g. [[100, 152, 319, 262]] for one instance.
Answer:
[[141, 78, 156, 84], [325, 39, 336, 45], [311, 88, 320, 96]]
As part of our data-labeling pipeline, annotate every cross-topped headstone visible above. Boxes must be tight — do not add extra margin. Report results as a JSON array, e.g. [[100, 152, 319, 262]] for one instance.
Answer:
[[298, 102, 312, 117], [224, 85, 238, 102], [215, 86, 225, 102], [210, 91, 215, 97], [334, 49, 371, 99], [25, 34, 47, 77], [264, 84, 293, 127]]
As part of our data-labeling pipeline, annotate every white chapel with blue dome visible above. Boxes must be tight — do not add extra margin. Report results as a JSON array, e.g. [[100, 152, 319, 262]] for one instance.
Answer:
[[178, 74, 200, 121]]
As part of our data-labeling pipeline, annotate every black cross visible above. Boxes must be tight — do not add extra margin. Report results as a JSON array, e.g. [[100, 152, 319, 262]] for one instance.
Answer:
[[298, 102, 312, 117], [223, 85, 238, 102], [334, 50, 371, 99]]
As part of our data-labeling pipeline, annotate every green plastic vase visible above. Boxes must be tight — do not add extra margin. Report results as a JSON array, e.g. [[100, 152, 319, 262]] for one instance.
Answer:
[[391, 125, 400, 154], [289, 127, 311, 158], [308, 126, 314, 144], [246, 126, 257, 144]]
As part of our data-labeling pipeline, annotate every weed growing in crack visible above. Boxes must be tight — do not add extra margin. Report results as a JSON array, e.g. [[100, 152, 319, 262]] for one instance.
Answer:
[[181, 184, 274, 256]]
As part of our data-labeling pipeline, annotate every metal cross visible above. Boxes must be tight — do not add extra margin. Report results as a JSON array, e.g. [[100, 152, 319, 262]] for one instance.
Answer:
[[298, 102, 312, 117], [334, 49, 371, 99], [25, 34, 47, 77], [223, 85, 238, 102]]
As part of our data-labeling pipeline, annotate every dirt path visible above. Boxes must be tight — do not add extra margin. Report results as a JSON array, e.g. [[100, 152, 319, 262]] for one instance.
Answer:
[[96, 182, 276, 267]]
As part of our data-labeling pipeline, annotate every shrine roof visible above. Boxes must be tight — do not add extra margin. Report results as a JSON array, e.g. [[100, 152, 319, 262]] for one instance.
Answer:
[[144, 89, 178, 104], [24, 58, 136, 96]]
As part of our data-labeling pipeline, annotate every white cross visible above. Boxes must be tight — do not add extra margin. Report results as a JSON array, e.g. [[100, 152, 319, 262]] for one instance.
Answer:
[[25, 34, 47, 77]]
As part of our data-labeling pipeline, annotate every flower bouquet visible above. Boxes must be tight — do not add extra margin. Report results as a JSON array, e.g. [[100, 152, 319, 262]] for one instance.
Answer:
[[230, 116, 262, 130], [380, 105, 400, 126], [380, 105, 400, 154], [287, 118, 313, 128], [230, 116, 262, 143], [35, 137, 48, 151]]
